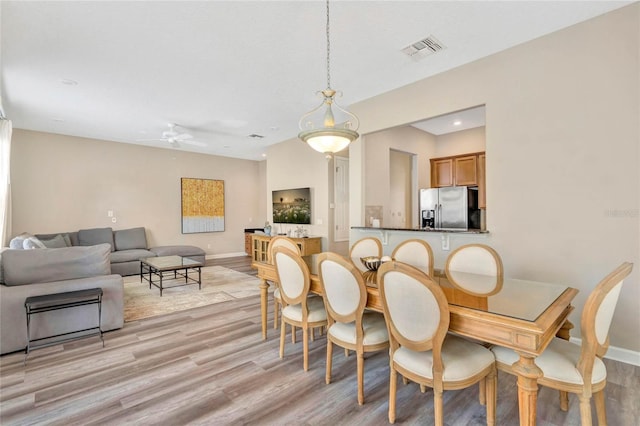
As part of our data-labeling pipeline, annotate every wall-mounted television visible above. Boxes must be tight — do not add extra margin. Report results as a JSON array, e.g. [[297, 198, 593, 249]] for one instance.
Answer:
[[272, 187, 311, 224]]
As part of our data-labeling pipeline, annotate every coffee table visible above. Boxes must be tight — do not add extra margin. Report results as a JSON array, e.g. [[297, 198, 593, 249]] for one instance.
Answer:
[[140, 255, 203, 296]]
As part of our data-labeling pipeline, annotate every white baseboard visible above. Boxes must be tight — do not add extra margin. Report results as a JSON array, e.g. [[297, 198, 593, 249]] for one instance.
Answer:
[[570, 337, 640, 366], [205, 252, 249, 260]]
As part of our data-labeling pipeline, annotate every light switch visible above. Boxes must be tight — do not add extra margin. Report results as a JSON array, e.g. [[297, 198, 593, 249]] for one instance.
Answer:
[[107, 210, 113, 217], [441, 234, 450, 251]]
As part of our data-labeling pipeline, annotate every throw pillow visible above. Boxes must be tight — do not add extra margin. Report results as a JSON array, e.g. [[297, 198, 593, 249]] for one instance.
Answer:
[[40, 234, 68, 248], [114, 227, 147, 251], [9, 232, 32, 249], [22, 236, 46, 249]]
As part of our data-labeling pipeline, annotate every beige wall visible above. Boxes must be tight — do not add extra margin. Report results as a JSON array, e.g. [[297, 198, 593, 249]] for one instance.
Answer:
[[10, 130, 263, 256], [350, 5, 639, 353], [434, 126, 486, 158]]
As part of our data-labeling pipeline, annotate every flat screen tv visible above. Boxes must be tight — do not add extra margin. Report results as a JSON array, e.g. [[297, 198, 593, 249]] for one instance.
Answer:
[[272, 187, 311, 224]]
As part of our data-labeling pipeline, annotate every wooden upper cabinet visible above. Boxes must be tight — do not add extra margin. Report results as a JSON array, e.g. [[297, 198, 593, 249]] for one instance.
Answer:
[[431, 158, 454, 187], [430, 151, 484, 190], [478, 153, 486, 209], [454, 155, 478, 186]]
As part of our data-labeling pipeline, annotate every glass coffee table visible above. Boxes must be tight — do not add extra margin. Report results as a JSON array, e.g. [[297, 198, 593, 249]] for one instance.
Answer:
[[140, 255, 203, 296]]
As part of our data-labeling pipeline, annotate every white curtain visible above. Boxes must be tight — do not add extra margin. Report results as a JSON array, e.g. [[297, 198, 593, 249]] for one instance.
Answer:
[[0, 119, 12, 247]]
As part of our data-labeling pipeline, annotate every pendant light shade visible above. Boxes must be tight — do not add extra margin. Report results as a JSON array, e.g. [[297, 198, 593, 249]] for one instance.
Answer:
[[298, 1, 359, 155]]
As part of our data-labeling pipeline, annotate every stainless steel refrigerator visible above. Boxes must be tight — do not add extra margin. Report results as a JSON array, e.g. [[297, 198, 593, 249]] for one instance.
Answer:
[[419, 186, 469, 230]]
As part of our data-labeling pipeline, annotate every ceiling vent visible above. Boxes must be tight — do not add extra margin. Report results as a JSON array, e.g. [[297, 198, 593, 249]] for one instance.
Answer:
[[402, 35, 446, 59], [248, 134, 264, 139]]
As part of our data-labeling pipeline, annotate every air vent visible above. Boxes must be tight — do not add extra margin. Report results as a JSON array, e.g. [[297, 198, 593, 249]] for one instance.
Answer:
[[248, 134, 264, 139], [402, 35, 446, 58]]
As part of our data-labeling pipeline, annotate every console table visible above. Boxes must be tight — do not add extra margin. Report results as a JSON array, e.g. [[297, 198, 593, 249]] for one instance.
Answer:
[[250, 234, 322, 264]]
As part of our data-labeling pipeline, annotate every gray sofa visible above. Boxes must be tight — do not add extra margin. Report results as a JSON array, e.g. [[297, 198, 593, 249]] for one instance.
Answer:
[[0, 243, 124, 355], [32, 227, 206, 276]]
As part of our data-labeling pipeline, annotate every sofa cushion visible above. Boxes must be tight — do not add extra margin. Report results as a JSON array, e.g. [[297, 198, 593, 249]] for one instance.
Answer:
[[39, 234, 69, 248], [149, 245, 206, 257], [114, 227, 148, 251], [2, 243, 111, 286], [78, 227, 114, 252], [110, 249, 155, 264]]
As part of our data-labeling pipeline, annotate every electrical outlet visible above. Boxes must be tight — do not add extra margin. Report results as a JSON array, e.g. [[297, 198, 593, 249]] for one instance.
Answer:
[[441, 234, 450, 251], [111, 217, 117, 223]]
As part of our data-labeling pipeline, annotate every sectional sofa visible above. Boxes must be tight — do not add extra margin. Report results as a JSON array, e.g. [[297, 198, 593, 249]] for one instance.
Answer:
[[0, 243, 123, 354], [30, 227, 206, 276]]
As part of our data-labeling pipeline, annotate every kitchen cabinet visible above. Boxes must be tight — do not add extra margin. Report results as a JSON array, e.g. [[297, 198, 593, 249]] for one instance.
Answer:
[[431, 158, 454, 187], [478, 153, 486, 209], [430, 152, 484, 188], [454, 155, 478, 186]]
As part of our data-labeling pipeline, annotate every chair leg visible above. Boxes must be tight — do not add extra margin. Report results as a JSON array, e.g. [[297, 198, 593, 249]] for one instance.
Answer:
[[485, 368, 497, 426], [357, 350, 365, 405], [303, 327, 309, 371], [578, 394, 593, 426], [420, 385, 426, 393], [434, 388, 444, 426], [559, 390, 569, 411], [594, 390, 607, 426], [292, 326, 296, 343], [326, 339, 333, 385], [402, 376, 409, 385], [345, 348, 350, 357], [479, 378, 486, 405], [389, 367, 397, 424], [279, 319, 286, 359], [311, 327, 315, 342], [273, 299, 279, 329]]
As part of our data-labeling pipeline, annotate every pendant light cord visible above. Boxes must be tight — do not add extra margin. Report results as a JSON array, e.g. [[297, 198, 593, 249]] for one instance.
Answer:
[[326, 0, 331, 90]]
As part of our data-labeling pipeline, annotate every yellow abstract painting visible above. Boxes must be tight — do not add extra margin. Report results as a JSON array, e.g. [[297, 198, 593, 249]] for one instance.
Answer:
[[181, 178, 225, 233]]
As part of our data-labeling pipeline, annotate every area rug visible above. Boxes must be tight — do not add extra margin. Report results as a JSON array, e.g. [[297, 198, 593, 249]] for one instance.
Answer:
[[123, 266, 264, 322]]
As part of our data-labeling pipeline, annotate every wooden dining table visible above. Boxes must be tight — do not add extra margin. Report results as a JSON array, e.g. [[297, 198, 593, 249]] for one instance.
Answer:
[[252, 259, 578, 426]]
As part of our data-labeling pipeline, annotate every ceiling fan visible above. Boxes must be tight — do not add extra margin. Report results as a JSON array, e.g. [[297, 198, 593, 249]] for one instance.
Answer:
[[137, 123, 207, 147]]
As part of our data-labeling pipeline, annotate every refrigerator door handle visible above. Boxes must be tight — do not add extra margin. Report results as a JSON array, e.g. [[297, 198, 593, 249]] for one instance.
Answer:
[[438, 204, 443, 228], [434, 204, 439, 229]]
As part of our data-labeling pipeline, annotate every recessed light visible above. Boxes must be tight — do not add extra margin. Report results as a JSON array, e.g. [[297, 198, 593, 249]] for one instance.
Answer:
[[224, 145, 230, 148], [61, 79, 78, 86], [453, 120, 462, 126], [262, 153, 267, 158]]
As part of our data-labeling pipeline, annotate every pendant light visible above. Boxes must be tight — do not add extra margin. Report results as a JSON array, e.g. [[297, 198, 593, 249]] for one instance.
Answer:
[[298, 0, 359, 156]]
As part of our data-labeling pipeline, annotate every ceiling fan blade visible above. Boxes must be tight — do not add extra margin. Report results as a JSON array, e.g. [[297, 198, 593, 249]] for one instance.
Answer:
[[174, 133, 193, 141], [136, 138, 165, 142], [182, 139, 207, 147]]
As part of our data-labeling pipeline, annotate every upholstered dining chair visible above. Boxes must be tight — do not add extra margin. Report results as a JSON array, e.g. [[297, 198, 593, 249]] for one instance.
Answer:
[[272, 246, 328, 371], [349, 237, 383, 273], [444, 243, 504, 296], [378, 261, 497, 425], [391, 239, 434, 277], [491, 262, 633, 426], [317, 252, 389, 405], [268, 236, 301, 330]]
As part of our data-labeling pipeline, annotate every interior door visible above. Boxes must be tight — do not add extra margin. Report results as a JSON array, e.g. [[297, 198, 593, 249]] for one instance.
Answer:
[[334, 156, 349, 241]]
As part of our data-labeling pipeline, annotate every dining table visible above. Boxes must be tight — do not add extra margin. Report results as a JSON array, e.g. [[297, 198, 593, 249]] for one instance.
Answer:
[[252, 259, 578, 426]]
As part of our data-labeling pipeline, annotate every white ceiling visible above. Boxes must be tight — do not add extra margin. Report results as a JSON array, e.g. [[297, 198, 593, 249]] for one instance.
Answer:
[[1, 1, 632, 161]]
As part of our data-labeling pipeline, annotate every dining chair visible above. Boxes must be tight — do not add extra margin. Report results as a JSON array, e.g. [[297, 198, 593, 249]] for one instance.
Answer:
[[491, 262, 633, 426], [444, 243, 504, 296], [268, 236, 301, 330], [378, 261, 497, 425], [317, 252, 389, 405], [391, 239, 434, 277], [349, 237, 383, 273], [272, 246, 328, 371]]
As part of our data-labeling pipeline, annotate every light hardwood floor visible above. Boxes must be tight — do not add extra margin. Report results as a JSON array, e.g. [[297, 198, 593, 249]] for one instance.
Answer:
[[1, 256, 638, 425]]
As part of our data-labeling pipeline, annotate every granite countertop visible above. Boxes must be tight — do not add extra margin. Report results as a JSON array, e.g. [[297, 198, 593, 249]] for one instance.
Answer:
[[351, 226, 489, 234]]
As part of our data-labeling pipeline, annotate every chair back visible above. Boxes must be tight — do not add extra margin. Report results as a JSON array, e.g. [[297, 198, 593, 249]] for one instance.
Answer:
[[578, 262, 633, 383], [317, 252, 367, 326], [378, 261, 449, 357], [392, 239, 434, 277], [445, 244, 503, 296], [272, 246, 310, 306], [349, 237, 382, 272], [268, 236, 301, 264]]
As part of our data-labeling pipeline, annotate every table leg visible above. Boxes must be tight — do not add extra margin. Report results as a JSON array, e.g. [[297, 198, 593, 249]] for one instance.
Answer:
[[259, 278, 269, 340], [512, 353, 543, 426]]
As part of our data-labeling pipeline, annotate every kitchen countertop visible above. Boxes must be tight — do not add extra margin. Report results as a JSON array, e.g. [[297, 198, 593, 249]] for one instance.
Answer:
[[351, 226, 489, 234]]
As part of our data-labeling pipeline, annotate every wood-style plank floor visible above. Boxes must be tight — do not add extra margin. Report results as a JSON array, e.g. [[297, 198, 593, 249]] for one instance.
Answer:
[[1, 256, 638, 425]]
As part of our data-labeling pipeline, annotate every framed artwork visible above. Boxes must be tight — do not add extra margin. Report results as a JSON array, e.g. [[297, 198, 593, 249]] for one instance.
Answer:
[[181, 178, 225, 233]]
